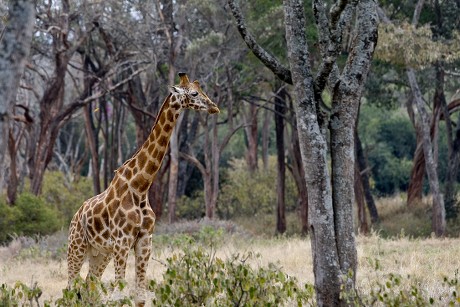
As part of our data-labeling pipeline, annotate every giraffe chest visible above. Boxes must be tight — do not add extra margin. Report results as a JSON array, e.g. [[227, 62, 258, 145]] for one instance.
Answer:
[[81, 190, 155, 253]]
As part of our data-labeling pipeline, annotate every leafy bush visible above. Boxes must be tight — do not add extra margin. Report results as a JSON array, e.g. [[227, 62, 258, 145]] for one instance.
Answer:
[[176, 191, 206, 220], [149, 244, 315, 306], [218, 157, 298, 218], [359, 106, 417, 196], [0, 200, 21, 243], [0, 281, 42, 307], [342, 259, 460, 306], [41, 171, 93, 224], [55, 277, 132, 307], [0, 193, 61, 244]]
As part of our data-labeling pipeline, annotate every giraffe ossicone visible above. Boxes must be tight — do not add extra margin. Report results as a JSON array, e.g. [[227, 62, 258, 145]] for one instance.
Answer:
[[66, 72, 219, 305]]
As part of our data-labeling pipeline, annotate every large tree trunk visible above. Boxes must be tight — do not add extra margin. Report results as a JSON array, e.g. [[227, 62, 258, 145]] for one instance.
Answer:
[[275, 86, 287, 234], [285, 1, 377, 304], [0, 0, 35, 193], [284, 1, 341, 304]]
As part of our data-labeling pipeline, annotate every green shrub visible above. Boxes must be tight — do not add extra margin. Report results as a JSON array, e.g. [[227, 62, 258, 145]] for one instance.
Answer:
[[149, 243, 315, 306], [0, 193, 61, 244], [13, 193, 61, 237], [0, 281, 42, 307], [0, 200, 21, 243], [55, 277, 132, 307], [342, 260, 460, 306], [176, 191, 206, 220], [41, 171, 93, 224], [218, 157, 298, 218]]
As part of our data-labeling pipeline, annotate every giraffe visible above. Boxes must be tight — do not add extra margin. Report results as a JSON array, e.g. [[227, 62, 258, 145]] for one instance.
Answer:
[[67, 72, 219, 304]]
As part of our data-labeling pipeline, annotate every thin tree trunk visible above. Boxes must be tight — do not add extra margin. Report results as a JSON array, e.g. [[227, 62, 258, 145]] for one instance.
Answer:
[[84, 103, 101, 195], [7, 130, 19, 204], [407, 131, 425, 206], [243, 101, 259, 172], [210, 115, 220, 219], [354, 161, 369, 234], [355, 130, 379, 223], [275, 86, 287, 234], [261, 108, 271, 170]]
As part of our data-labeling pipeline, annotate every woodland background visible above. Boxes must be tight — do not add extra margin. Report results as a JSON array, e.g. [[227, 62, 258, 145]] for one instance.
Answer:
[[1, 0, 460, 305], [1, 0, 459, 238]]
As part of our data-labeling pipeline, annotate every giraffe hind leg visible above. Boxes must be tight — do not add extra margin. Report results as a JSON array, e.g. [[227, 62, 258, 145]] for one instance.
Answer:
[[86, 248, 112, 282]]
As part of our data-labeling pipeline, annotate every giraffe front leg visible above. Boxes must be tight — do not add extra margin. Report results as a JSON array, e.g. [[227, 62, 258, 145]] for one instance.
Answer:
[[135, 234, 152, 289], [67, 219, 88, 289], [111, 238, 132, 302]]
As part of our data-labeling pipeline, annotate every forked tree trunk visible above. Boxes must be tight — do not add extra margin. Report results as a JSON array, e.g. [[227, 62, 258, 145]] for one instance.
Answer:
[[285, 1, 377, 304], [407, 69, 445, 236], [229, 0, 378, 304]]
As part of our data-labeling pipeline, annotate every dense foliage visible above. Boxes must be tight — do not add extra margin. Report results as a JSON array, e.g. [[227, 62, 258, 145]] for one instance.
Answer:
[[0, 172, 93, 244], [0, 193, 60, 243]]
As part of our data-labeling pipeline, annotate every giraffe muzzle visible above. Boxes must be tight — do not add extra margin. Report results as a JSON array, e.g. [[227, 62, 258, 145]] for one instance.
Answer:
[[208, 105, 220, 114]]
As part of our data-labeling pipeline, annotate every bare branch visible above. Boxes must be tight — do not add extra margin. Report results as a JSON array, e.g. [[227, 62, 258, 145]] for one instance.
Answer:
[[80, 65, 150, 105], [179, 152, 207, 177], [227, 0, 292, 84]]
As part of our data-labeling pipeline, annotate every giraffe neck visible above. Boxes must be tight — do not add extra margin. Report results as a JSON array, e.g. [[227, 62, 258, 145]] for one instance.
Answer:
[[115, 93, 182, 194]]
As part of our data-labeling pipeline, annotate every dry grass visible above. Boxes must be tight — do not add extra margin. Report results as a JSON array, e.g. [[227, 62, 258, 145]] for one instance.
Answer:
[[1, 231, 460, 305]]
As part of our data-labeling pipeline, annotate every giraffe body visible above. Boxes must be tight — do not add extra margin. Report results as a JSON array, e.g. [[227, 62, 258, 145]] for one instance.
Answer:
[[67, 73, 219, 304]]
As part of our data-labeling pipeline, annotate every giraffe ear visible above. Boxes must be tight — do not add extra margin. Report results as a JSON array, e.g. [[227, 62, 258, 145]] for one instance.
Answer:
[[193, 80, 200, 86], [170, 86, 181, 94]]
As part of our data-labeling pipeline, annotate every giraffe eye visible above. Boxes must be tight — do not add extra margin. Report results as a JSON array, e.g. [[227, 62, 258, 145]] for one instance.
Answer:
[[190, 91, 198, 97]]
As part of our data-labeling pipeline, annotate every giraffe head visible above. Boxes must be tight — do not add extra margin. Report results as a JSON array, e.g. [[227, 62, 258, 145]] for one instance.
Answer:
[[170, 72, 220, 114]]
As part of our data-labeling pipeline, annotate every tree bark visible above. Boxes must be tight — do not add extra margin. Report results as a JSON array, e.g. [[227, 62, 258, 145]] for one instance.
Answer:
[[0, 0, 35, 193], [290, 112, 309, 235], [284, 1, 341, 304]]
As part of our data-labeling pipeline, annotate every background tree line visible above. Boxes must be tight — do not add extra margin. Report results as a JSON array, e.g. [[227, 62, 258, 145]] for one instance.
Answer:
[[1, 0, 459, 251]]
